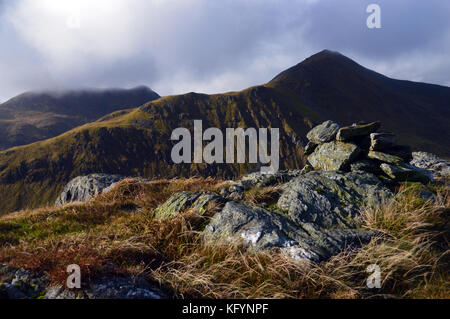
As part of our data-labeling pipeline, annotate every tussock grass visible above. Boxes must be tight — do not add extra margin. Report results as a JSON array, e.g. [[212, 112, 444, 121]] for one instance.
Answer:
[[243, 186, 281, 206], [0, 178, 448, 298], [96, 177, 224, 212]]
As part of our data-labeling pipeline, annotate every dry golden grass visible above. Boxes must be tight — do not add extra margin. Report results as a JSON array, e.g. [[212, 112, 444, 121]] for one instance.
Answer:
[[0, 178, 448, 298], [243, 186, 281, 206], [95, 177, 225, 212]]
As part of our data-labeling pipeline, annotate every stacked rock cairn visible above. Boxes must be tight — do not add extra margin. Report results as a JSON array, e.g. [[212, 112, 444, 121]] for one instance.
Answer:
[[303, 120, 433, 184]]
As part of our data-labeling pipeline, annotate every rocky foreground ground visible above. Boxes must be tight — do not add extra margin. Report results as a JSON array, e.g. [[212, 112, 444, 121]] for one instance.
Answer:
[[1, 120, 449, 299]]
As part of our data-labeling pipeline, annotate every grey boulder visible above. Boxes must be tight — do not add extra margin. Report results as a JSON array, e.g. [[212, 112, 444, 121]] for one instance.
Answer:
[[304, 141, 318, 155], [367, 150, 404, 164], [370, 133, 396, 151], [308, 141, 360, 171], [238, 170, 302, 190], [45, 276, 168, 299], [411, 152, 450, 179], [306, 120, 340, 144], [203, 200, 377, 262], [0, 266, 49, 299], [277, 171, 392, 228], [336, 121, 381, 141], [350, 159, 383, 175], [55, 174, 124, 206], [380, 163, 433, 184], [153, 191, 226, 218]]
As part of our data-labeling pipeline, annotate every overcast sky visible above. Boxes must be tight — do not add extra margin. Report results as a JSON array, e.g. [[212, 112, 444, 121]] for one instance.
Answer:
[[0, 0, 449, 102]]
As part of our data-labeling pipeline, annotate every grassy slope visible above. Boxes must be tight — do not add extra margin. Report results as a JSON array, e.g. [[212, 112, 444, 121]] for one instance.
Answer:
[[0, 178, 448, 298], [0, 86, 160, 150], [0, 88, 307, 214]]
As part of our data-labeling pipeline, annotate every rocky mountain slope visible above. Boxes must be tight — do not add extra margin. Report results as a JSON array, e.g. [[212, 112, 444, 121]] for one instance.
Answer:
[[0, 120, 448, 299], [0, 86, 160, 150], [0, 50, 449, 214], [50, 120, 446, 263]]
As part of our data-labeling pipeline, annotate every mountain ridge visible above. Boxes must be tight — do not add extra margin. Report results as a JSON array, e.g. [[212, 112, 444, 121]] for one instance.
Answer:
[[0, 50, 449, 214], [0, 86, 160, 150]]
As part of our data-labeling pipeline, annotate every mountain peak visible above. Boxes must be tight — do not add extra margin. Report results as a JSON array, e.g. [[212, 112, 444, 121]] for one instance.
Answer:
[[268, 50, 373, 86], [303, 49, 358, 66], [311, 49, 345, 58]]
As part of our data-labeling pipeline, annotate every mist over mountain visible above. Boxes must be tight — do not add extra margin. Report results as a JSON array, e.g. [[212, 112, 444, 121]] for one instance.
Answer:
[[0, 50, 449, 214], [0, 86, 160, 150]]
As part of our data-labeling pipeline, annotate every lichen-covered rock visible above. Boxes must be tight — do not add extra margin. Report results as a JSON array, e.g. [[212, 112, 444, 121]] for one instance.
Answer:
[[301, 163, 314, 174], [153, 191, 225, 218], [44, 286, 81, 299], [306, 120, 340, 144], [87, 276, 167, 299], [304, 141, 318, 155], [336, 122, 381, 141], [203, 201, 297, 249], [277, 171, 392, 228], [55, 174, 124, 206], [203, 201, 377, 262], [370, 133, 396, 151], [411, 152, 450, 179], [308, 141, 360, 171], [0, 265, 49, 299], [380, 163, 433, 184], [203, 171, 390, 261], [383, 145, 413, 162], [238, 170, 302, 190], [367, 150, 403, 164], [220, 184, 244, 200], [350, 159, 383, 175], [45, 276, 168, 299]]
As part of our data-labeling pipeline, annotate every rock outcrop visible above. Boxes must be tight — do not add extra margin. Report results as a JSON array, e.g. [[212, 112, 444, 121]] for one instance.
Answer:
[[0, 265, 168, 299], [306, 120, 340, 144], [153, 191, 226, 218], [193, 120, 446, 262], [151, 167, 393, 262], [45, 276, 168, 299], [0, 265, 48, 299], [148, 120, 447, 263], [46, 121, 445, 271], [411, 152, 450, 180], [55, 174, 124, 206], [277, 171, 392, 228], [308, 140, 360, 171], [202, 171, 386, 261]]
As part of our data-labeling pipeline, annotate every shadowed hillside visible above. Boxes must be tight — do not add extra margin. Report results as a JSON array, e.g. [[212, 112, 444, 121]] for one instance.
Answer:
[[0, 50, 449, 214], [0, 86, 160, 150]]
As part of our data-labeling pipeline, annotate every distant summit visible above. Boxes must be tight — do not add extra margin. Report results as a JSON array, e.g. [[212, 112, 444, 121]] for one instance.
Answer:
[[0, 86, 160, 150], [267, 49, 450, 155]]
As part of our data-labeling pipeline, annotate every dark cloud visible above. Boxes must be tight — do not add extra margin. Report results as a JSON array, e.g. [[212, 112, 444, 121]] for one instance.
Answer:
[[0, 0, 448, 102], [304, 0, 450, 58]]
